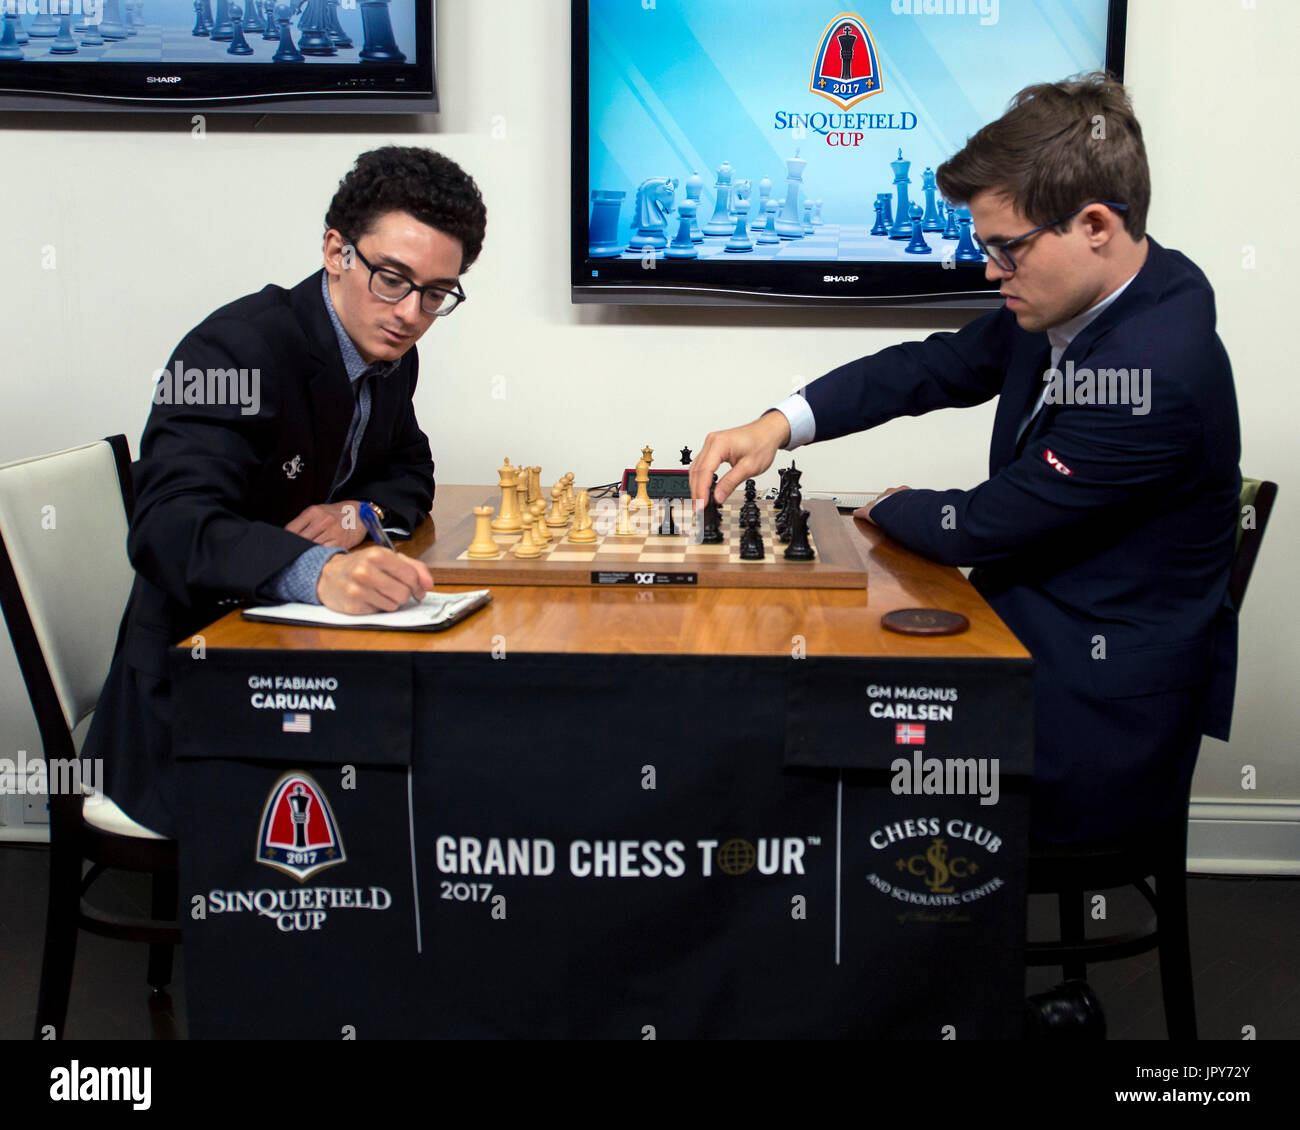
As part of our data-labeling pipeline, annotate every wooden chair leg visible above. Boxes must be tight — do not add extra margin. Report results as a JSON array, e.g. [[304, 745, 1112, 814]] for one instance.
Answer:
[[33, 836, 82, 1040], [1058, 887, 1087, 982], [146, 868, 179, 991]]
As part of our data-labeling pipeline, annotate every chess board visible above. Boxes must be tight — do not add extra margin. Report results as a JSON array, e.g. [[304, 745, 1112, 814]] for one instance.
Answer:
[[427, 498, 869, 589], [614, 224, 959, 264]]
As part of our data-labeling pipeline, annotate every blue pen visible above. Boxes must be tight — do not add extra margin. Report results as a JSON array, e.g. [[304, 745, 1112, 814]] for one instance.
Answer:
[[358, 501, 396, 552]]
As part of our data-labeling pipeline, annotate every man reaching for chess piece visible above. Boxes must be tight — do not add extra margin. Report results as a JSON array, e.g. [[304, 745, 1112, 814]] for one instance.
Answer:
[[691, 74, 1241, 846]]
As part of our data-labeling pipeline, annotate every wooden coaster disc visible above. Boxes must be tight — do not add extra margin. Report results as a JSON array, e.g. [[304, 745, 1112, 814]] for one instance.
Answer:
[[881, 608, 970, 636]]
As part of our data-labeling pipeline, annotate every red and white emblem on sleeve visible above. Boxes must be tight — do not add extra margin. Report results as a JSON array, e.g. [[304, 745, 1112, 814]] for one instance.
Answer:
[[1043, 448, 1074, 476]]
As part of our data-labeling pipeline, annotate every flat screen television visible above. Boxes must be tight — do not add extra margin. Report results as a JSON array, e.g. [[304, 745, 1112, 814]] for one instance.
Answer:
[[0, 0, 435, 113], [573, 0, 1128, 307]]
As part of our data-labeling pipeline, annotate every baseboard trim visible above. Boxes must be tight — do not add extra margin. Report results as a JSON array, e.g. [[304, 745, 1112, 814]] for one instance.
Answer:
[[1187, 799, 1300, 875]]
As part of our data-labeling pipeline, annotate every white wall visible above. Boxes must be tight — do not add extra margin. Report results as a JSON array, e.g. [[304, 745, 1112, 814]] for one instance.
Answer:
[[1, 0, 1296, 857]]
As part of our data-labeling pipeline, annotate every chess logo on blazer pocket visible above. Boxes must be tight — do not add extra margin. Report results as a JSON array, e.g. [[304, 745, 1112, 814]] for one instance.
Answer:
[[810, 14, 884, 110]]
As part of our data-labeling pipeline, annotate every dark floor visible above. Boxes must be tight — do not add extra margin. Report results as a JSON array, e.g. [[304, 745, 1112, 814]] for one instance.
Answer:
[[1, 841, 1297, 1039]]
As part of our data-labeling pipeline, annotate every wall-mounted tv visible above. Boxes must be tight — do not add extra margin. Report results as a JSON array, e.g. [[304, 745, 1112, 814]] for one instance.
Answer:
[[0, 0, 435, 113], [572, 0, 1127, 307]]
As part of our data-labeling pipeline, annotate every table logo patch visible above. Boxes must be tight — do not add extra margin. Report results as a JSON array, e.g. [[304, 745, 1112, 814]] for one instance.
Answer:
[[256, 772, 346, 882]]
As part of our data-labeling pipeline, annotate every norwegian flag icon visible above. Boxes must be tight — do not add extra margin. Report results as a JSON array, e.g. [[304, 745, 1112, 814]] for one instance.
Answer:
[[895, 723, 926, 745]]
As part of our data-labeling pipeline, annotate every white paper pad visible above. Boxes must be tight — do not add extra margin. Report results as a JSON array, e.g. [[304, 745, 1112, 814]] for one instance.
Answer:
[[242, 589, 491, 632]]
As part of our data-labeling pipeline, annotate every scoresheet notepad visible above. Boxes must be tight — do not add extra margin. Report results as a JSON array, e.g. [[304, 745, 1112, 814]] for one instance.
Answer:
[[242, 590, 492, 633]]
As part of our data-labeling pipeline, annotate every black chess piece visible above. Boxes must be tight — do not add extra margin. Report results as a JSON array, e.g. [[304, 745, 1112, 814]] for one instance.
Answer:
[[298, 0, 335, 54], [774, 462, 797, 511], [679, 445, 692, 465], [657, 499, 678, 537], [738, 516, 765, 560], [783, 508, 815, 561], [358, 0, 405, 63], [271, 1, 303, 61], [701, 475, 723, 545], [49, 5, 78, 54], [227, 4, 254, 53], [261, 0, 278, 39], [200, 0, 215, 33], [0, 10, 23, 60], [325, 0, 352, 47], [777, 486, 802, 542], [211, 0, 233, 39], [241, 0, 266, 34], [192, 0, 209, 35]]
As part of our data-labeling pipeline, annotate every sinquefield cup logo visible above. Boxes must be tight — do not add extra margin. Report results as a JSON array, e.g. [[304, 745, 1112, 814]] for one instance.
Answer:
[[256, 772, 346, 882], [810, 13, 883, 110]]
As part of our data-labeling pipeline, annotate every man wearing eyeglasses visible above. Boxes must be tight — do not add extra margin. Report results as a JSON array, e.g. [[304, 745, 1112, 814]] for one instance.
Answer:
[[85, 146, 486, 837], [691, 74, 1241, 844]]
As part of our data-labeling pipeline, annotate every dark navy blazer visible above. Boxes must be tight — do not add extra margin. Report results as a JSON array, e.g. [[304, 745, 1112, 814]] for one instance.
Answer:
[[85, 271, 436, 836], [803, 239, 1240, 841]]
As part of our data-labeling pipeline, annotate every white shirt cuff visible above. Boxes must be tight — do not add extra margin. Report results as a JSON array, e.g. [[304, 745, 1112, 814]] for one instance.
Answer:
[[771, 394, 816, 450]]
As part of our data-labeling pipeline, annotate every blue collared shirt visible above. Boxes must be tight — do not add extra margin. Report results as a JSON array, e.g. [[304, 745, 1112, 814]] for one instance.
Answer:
[[262, 272, 399, 604]]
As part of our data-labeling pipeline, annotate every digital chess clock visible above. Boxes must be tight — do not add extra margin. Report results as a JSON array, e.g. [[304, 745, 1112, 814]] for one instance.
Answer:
[[619, 468, 691, 499]]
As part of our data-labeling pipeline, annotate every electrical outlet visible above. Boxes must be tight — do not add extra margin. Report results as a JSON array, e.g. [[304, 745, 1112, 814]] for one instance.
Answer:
[[24, 794, 49, 824]]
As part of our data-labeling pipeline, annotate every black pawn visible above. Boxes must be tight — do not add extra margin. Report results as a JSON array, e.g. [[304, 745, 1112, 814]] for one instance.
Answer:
[[298, 0, 335, 54], [272, 2, 303, 61], [0, 13, 22, 60], [359, 0, 405, 63], [227, 5, 253, 53], [192, 0, 209, 35], [783, 509, 815, 561], [701, 475, 723, 545], [738, 516, 765, 561], [50, 9, 78, 54], [657, 499, 678, 537], [261, 0, 278, 39]]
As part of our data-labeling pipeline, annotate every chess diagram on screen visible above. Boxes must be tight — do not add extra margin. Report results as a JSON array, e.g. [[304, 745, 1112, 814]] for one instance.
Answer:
[[0, 0, 414, 64], [584, 0, 1111, 268]]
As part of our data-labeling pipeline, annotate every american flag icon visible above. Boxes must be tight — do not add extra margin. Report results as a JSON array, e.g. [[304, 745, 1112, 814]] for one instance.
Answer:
[[282, 713, 311, 734], [895, 723, 925, 745]]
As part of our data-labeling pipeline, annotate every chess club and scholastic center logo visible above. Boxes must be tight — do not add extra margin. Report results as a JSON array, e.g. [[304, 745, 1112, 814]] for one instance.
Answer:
[[810, 13, 884, 110], [256, 772, 346, 882]]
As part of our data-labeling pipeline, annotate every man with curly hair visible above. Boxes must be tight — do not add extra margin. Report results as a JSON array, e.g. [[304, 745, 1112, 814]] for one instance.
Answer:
[[85, 147, 487, 837]]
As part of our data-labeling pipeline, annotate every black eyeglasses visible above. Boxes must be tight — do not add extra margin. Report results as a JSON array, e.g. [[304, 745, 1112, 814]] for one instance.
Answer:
[[974, 201, 1129, 271], [344, 242, 466, 317]]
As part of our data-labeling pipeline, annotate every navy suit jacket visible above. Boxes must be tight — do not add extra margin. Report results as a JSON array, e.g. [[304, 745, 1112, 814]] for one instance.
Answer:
[[803, 238, 1240, 841], [85, 271, 436, 836]]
